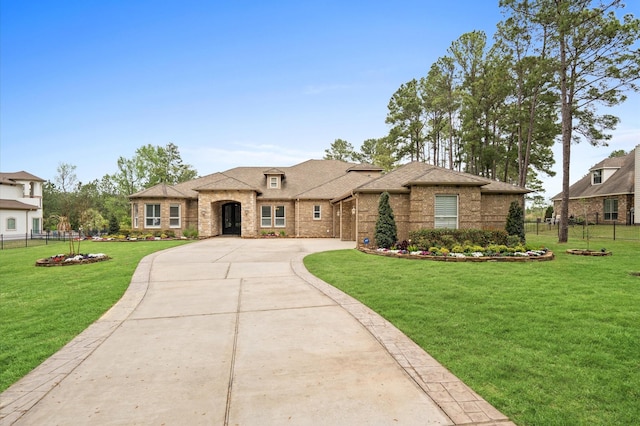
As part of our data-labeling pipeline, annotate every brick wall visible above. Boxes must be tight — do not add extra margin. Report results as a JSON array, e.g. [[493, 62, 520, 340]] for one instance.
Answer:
[[553, 194, 634, 224], [296, 200, 336, 237], [198, 190, 257, 237], [481, 193, 522, 229], [355, 187, 524, 247], [130, 198, 191, 237], [256, 200, 296, 237]]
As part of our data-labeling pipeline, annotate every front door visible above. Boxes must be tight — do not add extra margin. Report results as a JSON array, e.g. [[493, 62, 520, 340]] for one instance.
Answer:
[[222, 203, 241, 235]]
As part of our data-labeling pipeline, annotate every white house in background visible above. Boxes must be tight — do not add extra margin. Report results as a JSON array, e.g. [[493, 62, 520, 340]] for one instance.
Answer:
[[0, 171, 45, 236]]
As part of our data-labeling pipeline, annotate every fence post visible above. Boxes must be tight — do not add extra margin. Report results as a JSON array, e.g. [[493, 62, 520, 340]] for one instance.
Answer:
[[613, 221, 616, 240]]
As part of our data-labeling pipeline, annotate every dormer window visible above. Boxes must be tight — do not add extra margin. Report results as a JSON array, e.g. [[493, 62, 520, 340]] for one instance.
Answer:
[[264, 168, 285, 189], [592, 169, 602, 185]]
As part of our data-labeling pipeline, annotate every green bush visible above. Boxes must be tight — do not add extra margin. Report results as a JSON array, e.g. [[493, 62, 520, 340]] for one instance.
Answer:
[[409, 229, 510, 250], [183, 226, 199, 239], [506, 201, 525, 243], [374, 192, 397, 249]]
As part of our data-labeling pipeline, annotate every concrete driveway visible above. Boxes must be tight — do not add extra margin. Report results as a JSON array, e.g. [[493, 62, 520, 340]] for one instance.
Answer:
[[1, 238, 512, 425]]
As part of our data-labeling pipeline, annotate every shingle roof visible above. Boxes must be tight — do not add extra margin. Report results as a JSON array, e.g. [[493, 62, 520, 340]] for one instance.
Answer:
[[0, 171, 45, 182], [129, 184, 192, 199], [0, 199, 39, 210], [354, 162, 527, 194], [128, 159, 528, 202], [551, 150, 635, 200]]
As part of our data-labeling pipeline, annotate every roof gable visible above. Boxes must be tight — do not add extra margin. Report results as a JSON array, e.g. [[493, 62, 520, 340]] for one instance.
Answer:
[[552, 150, 635, 200]]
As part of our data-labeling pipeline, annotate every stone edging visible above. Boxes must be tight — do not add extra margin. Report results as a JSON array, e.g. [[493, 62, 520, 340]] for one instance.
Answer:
[[292, 254, 516, 425], [360, 248, 555, 262], [565, 249, 612, 256]]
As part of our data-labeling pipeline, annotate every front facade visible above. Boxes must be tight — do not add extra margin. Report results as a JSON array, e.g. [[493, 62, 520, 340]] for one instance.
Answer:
[[552, 145, 639, 225], [129, 159, 528, 246], [0, 171, 45, 236]]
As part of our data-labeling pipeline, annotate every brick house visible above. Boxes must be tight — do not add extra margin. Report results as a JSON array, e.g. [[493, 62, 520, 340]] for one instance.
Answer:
[[129, 159, 529, 246], [551, 145, 639, 225], [0, 171, 45, 236]]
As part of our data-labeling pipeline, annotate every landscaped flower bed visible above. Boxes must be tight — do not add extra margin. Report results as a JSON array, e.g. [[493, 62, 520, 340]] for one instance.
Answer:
[[35, 253, 110, 267], [362, 245, 554, 262]]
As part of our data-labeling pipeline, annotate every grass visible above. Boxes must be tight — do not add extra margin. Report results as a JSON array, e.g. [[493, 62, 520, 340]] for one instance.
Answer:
[[304, 235, 640, 425], [0, 239, 192, 392]]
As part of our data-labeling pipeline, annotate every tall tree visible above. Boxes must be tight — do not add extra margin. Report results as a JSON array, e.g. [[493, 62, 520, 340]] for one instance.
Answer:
[[323, 139, 358, 161], [358, 137, 398, 171], [501, 0, 640, 242], [386, 79, 427, 162], [113, 143, 198, 192]]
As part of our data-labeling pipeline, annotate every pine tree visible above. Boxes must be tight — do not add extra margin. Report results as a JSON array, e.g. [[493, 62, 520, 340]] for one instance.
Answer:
[[108, 214, 120, 235], [506, 201, 525, 242], [374, 192, 397, 248]]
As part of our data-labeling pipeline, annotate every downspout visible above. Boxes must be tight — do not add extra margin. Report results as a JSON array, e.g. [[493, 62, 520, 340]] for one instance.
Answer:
[[295, 199, 300, 237], [339, 200, 343, 240]]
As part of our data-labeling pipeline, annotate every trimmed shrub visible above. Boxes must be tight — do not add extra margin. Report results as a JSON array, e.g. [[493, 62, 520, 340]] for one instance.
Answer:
[[409, 229, 510, 250], [374, 192, 397, 249], [506, 201, 525, 243]]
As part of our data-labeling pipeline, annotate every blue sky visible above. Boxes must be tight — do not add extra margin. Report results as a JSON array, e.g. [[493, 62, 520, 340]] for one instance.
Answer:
[[1, 0, 639, 200]]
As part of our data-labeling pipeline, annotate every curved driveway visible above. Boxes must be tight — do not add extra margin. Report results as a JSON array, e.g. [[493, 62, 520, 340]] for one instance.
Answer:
[[1, 238, 512, 425]]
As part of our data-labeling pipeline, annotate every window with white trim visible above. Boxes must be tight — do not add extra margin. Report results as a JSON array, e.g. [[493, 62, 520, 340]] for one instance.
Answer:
[[145, 204, 161, 227], [133, 203, 139, 228], [269, 176, 279, 188], [604, 199, 618, 220], [261, 205, 272, 227], [434, 195, 458, 229], [169, 204, 180, 228], [313, 205, 321, 220], [7, 217, 16, 231], [593, 169, 602, 184], [275, 205, 285, 227]]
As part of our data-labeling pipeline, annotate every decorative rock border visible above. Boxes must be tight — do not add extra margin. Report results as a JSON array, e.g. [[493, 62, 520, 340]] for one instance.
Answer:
[[565, 249, 612, 256], [360, 248, 554, 262]]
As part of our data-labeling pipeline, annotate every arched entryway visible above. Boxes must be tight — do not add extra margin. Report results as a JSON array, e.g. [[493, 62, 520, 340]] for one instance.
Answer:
[[222, 202, 241, 235]]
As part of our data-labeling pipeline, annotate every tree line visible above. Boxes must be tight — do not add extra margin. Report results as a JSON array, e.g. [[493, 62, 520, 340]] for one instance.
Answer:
[[44, 143, 197, 234], [324, 0, 639, 242]]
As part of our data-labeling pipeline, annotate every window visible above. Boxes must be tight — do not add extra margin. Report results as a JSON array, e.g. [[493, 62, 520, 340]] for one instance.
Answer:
[[145, 204, 161, 227], [32, 218, 41, 234], [269, 176, 279, 188], [170, 204, 180, 228], [593, 169, 602, 184], [434, 195, 458, 229], [275, 205, 285, 227], [133, 204, 139, 228], [261, 205, 272, 227], [313, 205, 321, 220], [604, 199, 618, 221], [7, 217, 16, 231]]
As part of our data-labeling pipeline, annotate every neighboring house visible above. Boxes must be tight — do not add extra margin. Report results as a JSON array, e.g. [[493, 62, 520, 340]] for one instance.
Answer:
[[0, 171, 45, 236], [552, 145, 639, 225], [129, 159, 529, 246]]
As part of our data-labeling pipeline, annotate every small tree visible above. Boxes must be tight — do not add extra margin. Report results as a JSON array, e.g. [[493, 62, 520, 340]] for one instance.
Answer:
[[108, 214, 120, 235], [544, 205, 554, 221], [506, 200, 525, 243], [374, 192, 397, 248]]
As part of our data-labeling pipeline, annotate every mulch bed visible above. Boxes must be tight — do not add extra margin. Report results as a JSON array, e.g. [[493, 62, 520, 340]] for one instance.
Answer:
[[35, 255, 111, 267], [359, 248, 555, 262]]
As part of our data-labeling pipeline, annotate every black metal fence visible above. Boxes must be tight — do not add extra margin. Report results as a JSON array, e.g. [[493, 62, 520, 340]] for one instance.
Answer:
[[525, 220, 640, 241], [0, 231, 80, 250]]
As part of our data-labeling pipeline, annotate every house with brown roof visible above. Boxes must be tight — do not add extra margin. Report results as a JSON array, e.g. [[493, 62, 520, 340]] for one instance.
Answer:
[[0, 171, 45, 236], [552, 145, 639, 225], [129, 159, 529, 246]]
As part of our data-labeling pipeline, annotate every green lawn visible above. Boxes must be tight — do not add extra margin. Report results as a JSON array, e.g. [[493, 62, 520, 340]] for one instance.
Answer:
[[304, 235, 640, 426], [0, 239, 192, 392]]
